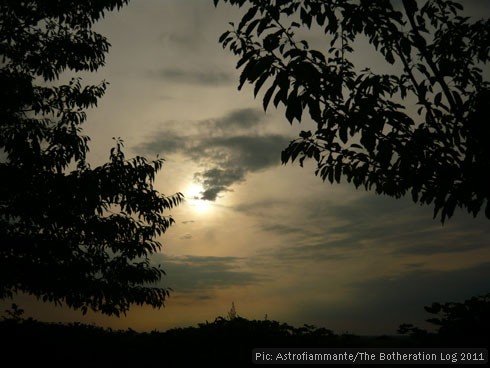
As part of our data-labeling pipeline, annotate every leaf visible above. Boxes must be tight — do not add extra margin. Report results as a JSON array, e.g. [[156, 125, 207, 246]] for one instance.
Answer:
[[273, 75, 289, 107], [299, 130, 312, 139], [285, 91, 302, 124], [327, 166, 334, 183], [236, 50, 254, 69], [257, 16, 274, 35], [334, 163, 341, 183], [385, 50, 395, 64], [238, 6, 258, 31], [399, 37, 411, 56], [307, 98, 322, 123], [254, 72, 269, 97], [300, 7, 312, 28], [310, 49, 326, 63], [245, 18, 260, 35], [360, 133, 376, 152], [262, 81, 277, 111], [218, 30, 231, 43], [339, 124, 348, 143], [263, 31, 281, 51], [403, 0, 418, 15], [434, 92, 442, 106], [284, 48, 307, 59], [238, 59, 257, 89]]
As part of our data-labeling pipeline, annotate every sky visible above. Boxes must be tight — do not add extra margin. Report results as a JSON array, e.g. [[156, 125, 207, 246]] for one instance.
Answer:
[[3, 0, 490, 335]]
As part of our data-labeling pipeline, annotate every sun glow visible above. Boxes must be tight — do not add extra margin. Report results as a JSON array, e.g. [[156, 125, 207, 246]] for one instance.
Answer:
[[184, 183, 211, 213]]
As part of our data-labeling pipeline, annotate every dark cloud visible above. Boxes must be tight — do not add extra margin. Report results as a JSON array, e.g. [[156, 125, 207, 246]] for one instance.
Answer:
[[195, 167, 245, 201], [136, 130, 185, 156], [273, 244, 354, 263], [214, 108, 265, 130], [192, 134, 288, 200], [149, 67, 233, 86], [135, 108, 290, 201], [152, 254, 264, 293], [260, 223, 303, 236], [211, 135, 287, 169], [394, 240, 489, 255]]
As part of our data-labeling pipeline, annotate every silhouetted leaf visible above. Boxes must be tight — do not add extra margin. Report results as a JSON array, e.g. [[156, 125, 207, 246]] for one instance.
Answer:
[[254, 72, 269, 97], [285, 90, 302, 123], [262, 81, 277, 111], [238, 6, 258, 31]]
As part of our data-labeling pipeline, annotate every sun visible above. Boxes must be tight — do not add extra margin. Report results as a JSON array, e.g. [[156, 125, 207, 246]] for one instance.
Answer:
[[184, 183, 211, 213]]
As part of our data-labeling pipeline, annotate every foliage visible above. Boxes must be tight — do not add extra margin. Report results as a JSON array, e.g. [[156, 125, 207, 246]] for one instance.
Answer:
[[0, 0, 183, 316], [2, 294, 488, 366], [424, 293, 490, 337], [399, 293, 490, 346], [3, 301, 486, 367], [2, 303, 25, 322], [215, 0, 490, 222], [0, 314, 339, 366]]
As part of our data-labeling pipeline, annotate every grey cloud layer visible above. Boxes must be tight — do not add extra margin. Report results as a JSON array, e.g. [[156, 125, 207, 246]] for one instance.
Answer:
[[152, 254, 263, 295], [136, 108, 290, 200], [244, 191, 490, 263], [149, 67, 234, 86]]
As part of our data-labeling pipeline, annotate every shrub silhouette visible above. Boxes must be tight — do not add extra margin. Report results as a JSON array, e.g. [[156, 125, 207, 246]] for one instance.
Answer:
[[399, 293, 490, 347]]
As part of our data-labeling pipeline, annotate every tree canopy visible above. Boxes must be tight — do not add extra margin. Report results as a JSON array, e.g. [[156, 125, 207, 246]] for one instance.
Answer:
[[398, 293, 490, 346], [215, 0, 490, 223], [0, 0, 183, 316]]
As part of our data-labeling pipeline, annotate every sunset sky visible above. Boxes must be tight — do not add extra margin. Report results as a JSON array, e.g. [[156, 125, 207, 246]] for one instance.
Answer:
[[3, 0, 490, 335]]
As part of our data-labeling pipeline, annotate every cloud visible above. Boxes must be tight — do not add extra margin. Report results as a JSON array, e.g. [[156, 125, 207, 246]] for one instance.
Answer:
[[234, 188, 490, 266], [195, 167, 245, 200], [213, 108, 265, 130], [137, 130, 185, 156], [158, 32, 202, 50], [135, 108, 290, 201], [270, 243, 354, 263], [192, 134, 288, 200], [148, 67, 234, 86], [152, 254, 264, 293]]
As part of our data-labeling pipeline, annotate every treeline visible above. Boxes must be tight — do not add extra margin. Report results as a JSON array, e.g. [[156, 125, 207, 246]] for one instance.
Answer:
[[1, 293, 488, 367], [0, 315, 412, 367]]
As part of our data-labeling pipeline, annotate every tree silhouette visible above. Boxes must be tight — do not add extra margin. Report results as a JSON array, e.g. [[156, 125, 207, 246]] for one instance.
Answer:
[[214, 0, 490, 223], [0, 1, 183, 316], [399, 293, 490, 347]]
